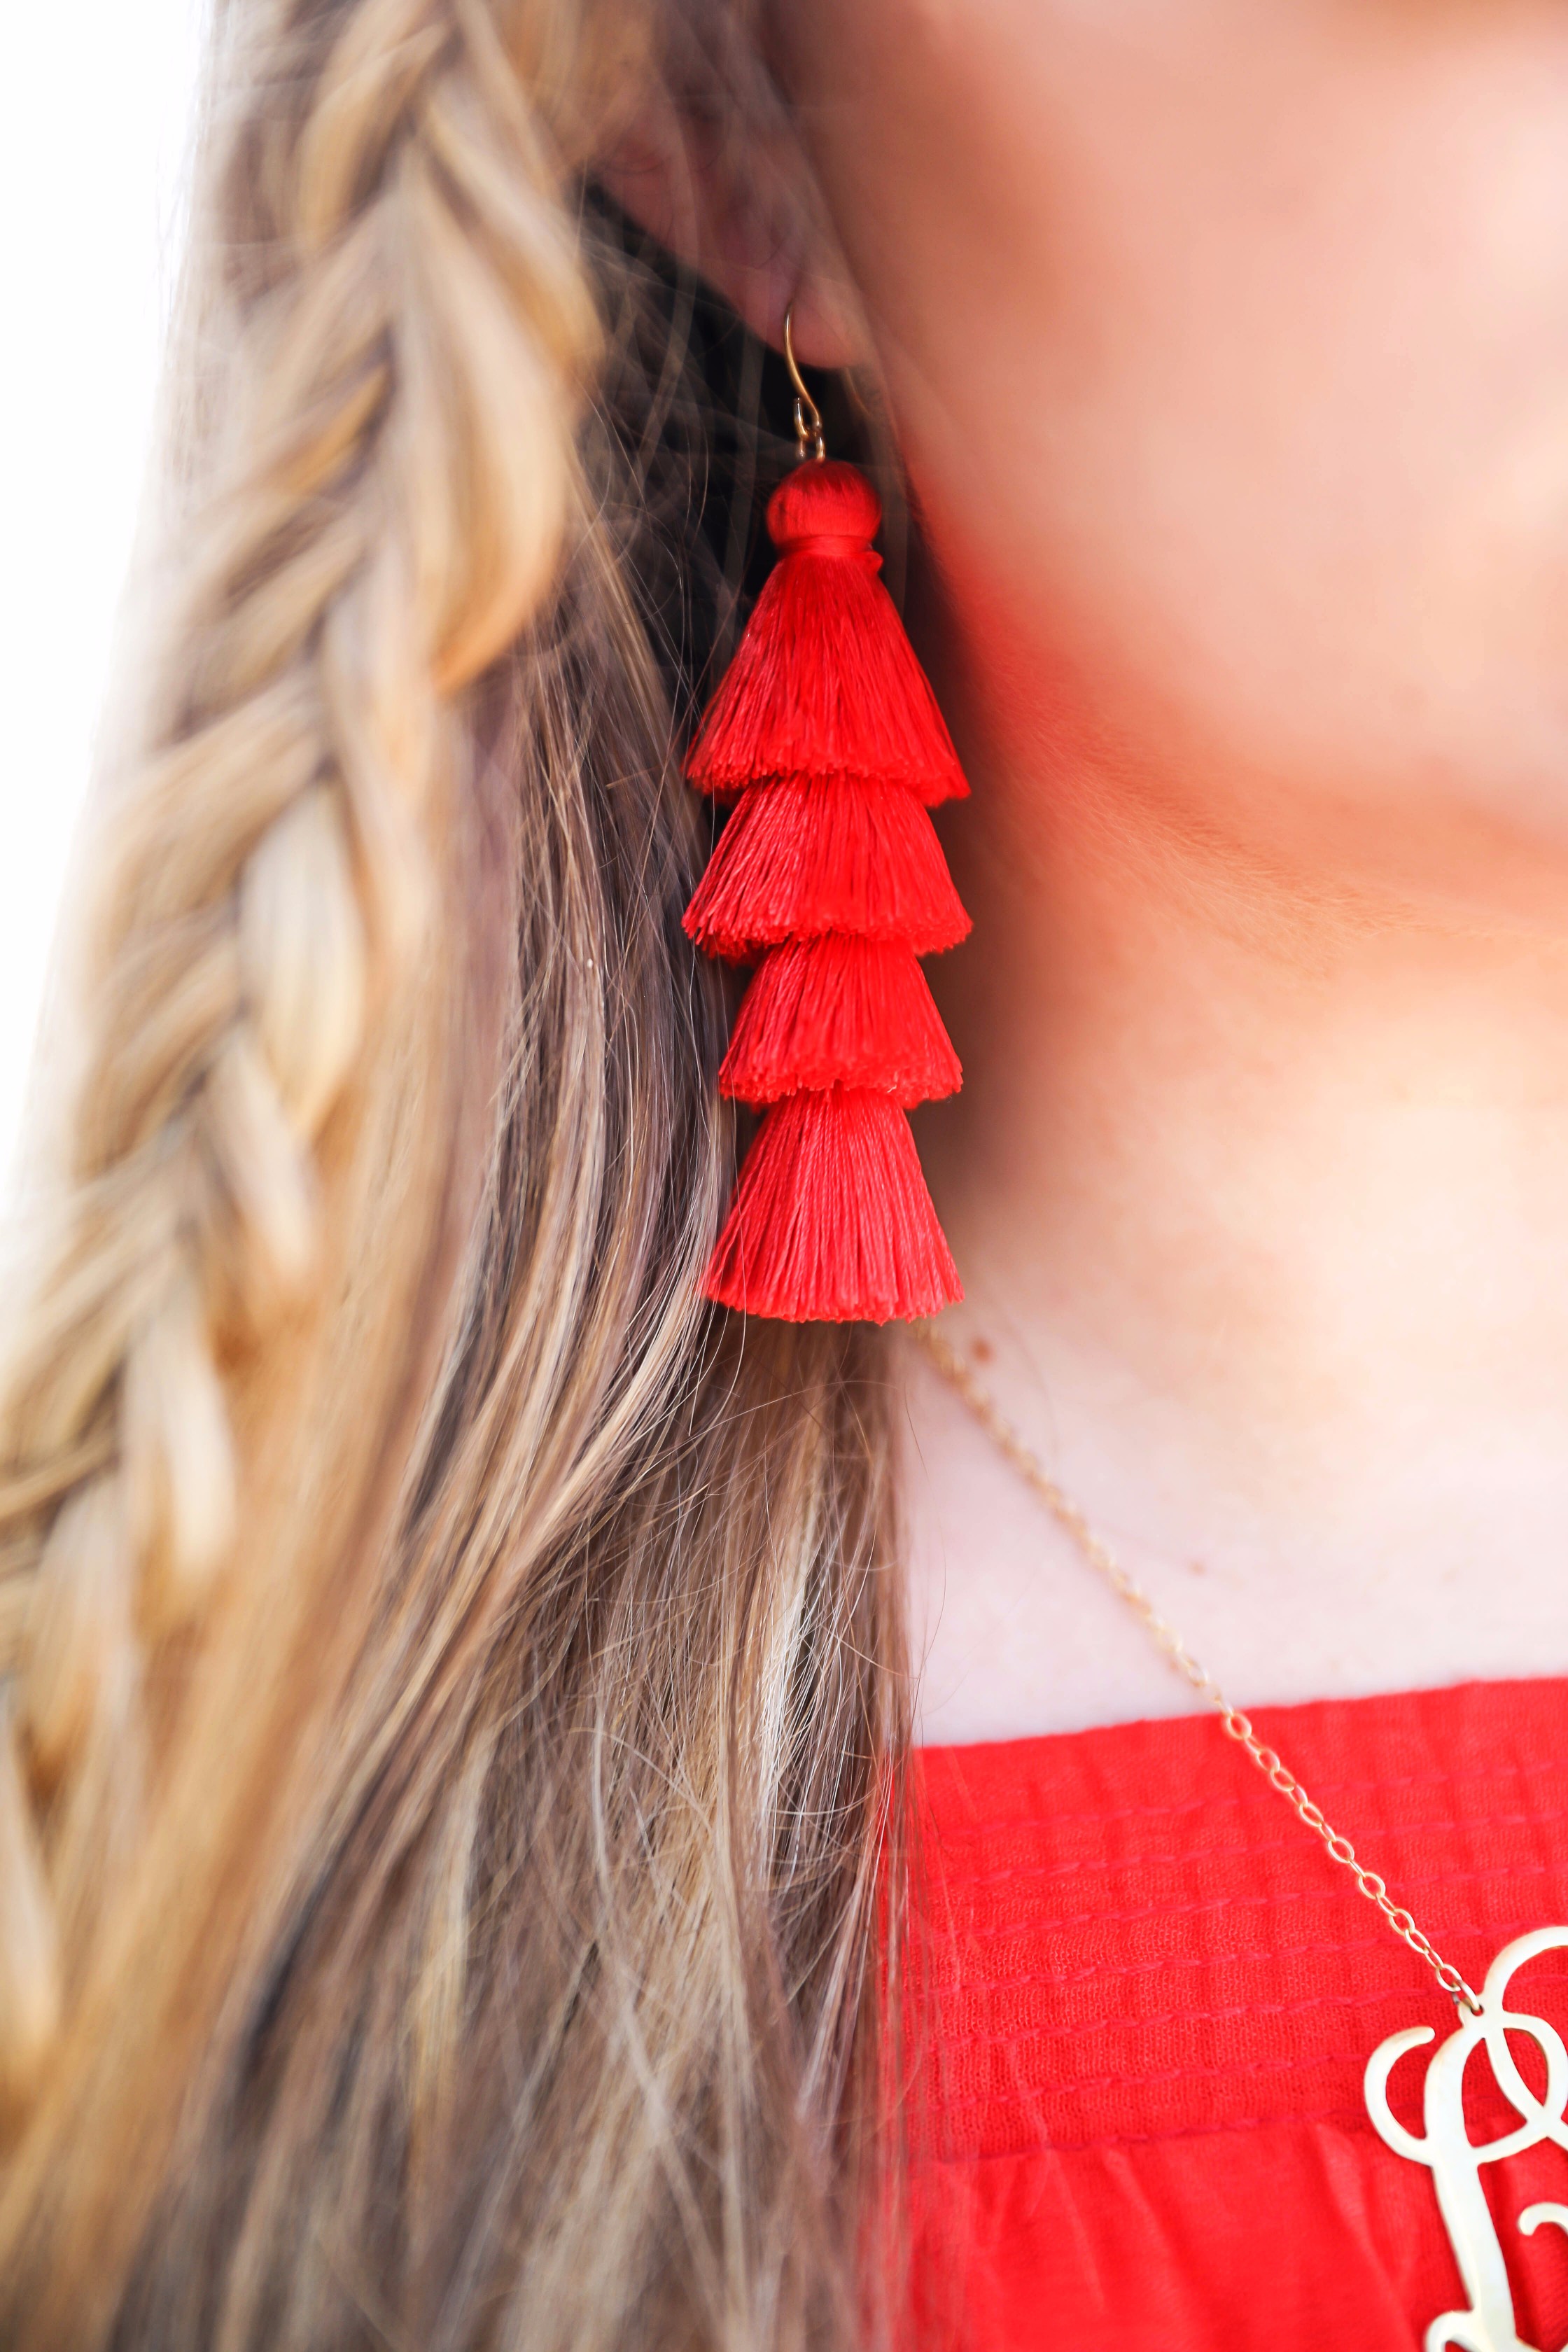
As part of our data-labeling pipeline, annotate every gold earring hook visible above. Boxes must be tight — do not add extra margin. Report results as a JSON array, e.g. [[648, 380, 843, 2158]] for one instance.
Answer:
[[783, 304, 826, 463]]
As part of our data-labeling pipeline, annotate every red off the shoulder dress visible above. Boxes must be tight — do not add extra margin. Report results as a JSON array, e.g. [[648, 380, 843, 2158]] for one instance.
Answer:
[[908, 1676, 1568, 2351]]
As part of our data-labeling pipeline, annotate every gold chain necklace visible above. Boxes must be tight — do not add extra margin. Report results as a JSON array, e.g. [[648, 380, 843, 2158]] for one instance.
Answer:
[[913, 1320, 1568, 2352]]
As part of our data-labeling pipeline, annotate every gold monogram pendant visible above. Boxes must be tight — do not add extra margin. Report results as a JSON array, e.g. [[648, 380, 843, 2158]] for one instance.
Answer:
[[1366, 1928, 1568, 2352]]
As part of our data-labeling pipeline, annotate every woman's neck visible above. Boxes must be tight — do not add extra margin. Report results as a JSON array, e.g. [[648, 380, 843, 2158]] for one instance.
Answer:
[[905, 728, 1568, 1743]]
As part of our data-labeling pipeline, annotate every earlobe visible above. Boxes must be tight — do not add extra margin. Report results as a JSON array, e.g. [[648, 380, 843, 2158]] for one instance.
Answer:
[[782, 273, 867, 377], [594, 90, 866, 372]]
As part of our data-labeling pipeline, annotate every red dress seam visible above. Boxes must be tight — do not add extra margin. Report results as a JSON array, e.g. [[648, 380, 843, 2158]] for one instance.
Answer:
[[946, 1849, 1562, 1947], [919, 1747, 1567, 1842], [929, 1802, 1568, 1893]]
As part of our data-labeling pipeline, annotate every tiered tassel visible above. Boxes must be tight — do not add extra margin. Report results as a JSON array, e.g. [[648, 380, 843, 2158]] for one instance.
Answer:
[[684, 460, 969, 1322], [683, 779, 968, 959], [719, 939, 961, 1107]]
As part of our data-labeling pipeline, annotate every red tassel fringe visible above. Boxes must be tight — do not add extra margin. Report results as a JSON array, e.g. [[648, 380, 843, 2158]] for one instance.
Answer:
[[687, 554, 969, 806], [684, 458, 969, 1322], [702, 1089, 961, 1324], [720, 937, 961, 1107], [682, 779, 971, 962], [687, 462, 967, 807]]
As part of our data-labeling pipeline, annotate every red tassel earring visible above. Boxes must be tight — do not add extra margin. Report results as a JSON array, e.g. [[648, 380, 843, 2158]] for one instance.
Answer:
[[683, 309, 969, 1322]]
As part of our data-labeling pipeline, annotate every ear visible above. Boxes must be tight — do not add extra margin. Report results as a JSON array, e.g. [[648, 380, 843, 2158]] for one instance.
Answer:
[[594, 79, 867, 372]]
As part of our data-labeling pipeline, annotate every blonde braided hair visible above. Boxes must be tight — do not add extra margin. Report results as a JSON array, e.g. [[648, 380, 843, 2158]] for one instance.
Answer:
[[0, 0, 625, 2101]]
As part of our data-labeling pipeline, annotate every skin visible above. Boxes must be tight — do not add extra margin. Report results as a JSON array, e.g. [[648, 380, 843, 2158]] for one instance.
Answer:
[[607, 1, 1568, 1740]]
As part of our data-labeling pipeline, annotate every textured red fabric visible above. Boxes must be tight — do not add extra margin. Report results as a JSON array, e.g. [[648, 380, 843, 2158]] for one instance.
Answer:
[[908, 1677, 1568, 2350]]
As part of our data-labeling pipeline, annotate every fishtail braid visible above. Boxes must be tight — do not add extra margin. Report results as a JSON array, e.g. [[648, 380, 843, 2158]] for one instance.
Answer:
[[0, 0, 636, 2110]]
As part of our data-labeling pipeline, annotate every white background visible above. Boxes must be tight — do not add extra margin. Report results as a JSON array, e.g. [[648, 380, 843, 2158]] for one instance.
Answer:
[[0, 2, 206, 1197]]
